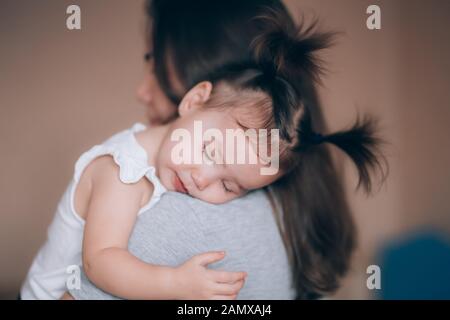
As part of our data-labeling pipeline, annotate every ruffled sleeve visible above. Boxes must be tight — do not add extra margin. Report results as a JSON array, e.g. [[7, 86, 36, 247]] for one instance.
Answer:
[[73, 123, 167, 214]]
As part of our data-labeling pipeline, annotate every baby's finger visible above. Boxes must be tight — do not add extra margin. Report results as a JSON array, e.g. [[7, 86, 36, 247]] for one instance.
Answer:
[[210, 270, 247, 283], [214, 280, 245, 295], [192, 251, 226, 267]]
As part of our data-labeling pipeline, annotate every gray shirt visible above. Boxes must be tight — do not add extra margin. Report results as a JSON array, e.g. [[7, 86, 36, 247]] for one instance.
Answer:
[[69, 190, 295, 299]]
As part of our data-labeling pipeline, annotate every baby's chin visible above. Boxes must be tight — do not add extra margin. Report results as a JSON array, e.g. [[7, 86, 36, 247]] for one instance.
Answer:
[[157, 173, 174, 193], [193, 194, 233, 205], [167, 188, 226, 204]]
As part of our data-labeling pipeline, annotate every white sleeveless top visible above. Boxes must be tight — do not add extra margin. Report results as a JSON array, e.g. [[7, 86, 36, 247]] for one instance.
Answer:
[[21, 123, 167, 300]]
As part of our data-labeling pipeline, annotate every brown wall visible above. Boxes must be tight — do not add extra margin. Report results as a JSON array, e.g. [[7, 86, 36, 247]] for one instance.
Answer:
[[1, 0, 449, 299]]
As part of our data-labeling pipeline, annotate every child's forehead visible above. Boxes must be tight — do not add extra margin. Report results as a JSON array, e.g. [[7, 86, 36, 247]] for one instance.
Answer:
[[199, 107, 238, 127], [231, 104, 274, 131], [200, 107, 264, 133], [192, 84, 274, 133]]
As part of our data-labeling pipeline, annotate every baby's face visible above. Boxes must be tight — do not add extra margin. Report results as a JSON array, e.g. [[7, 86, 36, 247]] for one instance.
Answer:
[[155, 107, 282, 204]]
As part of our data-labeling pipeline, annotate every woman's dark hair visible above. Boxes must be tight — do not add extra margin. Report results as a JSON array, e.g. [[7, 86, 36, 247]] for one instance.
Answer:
[[147, 1, 387, 299], [147, 0, 292, 104]]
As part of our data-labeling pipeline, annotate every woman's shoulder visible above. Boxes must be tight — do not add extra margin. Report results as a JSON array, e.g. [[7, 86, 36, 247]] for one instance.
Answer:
[[145, 190, 272, 223]]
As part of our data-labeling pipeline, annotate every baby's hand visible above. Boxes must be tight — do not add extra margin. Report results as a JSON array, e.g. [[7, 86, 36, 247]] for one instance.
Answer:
[[174, 251, 247, 300]]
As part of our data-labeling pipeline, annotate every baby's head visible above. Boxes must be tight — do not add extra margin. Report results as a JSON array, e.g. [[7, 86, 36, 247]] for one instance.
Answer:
[[155, 10, 384, 205], [155, 74, 285, 204]]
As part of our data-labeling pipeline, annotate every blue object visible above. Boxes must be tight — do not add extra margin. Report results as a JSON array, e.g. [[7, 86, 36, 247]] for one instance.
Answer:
[[379, 231, 450, 300]]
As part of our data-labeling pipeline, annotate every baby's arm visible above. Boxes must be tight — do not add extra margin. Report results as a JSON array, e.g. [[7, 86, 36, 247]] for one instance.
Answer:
[[79, 156, 246, 299]]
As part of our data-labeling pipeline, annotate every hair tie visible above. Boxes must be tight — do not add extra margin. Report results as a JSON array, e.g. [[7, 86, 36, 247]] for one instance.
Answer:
[[310, 132, 327, 145], [257, 59, 278, 81]]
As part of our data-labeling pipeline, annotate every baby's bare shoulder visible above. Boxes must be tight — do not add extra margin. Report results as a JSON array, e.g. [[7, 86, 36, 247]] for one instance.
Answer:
[[75, 155, 154, 218]]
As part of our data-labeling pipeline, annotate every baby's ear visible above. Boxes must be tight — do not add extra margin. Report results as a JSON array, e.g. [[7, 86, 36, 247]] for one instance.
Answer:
[[178, 81, 213, 117]]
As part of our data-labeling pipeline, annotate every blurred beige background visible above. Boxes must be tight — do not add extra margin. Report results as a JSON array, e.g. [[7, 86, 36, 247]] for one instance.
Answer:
[[1, 0, 449, 299]]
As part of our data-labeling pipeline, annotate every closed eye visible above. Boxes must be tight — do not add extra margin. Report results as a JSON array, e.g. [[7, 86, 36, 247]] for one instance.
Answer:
[[222, 180, 233, 193]]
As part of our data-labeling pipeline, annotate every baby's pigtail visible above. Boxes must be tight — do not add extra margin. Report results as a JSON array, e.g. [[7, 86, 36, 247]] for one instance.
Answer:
[[300, 116, 387, 194], [323, 117, 387, 193]]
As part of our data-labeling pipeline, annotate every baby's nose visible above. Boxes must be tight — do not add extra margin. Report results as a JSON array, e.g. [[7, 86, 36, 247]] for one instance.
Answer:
[[191, 171, 210, 191]]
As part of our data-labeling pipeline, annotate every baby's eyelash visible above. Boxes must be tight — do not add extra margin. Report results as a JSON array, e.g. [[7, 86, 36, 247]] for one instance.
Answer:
[[222, 181, 233, 193], [203, 143, 231, 193]]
